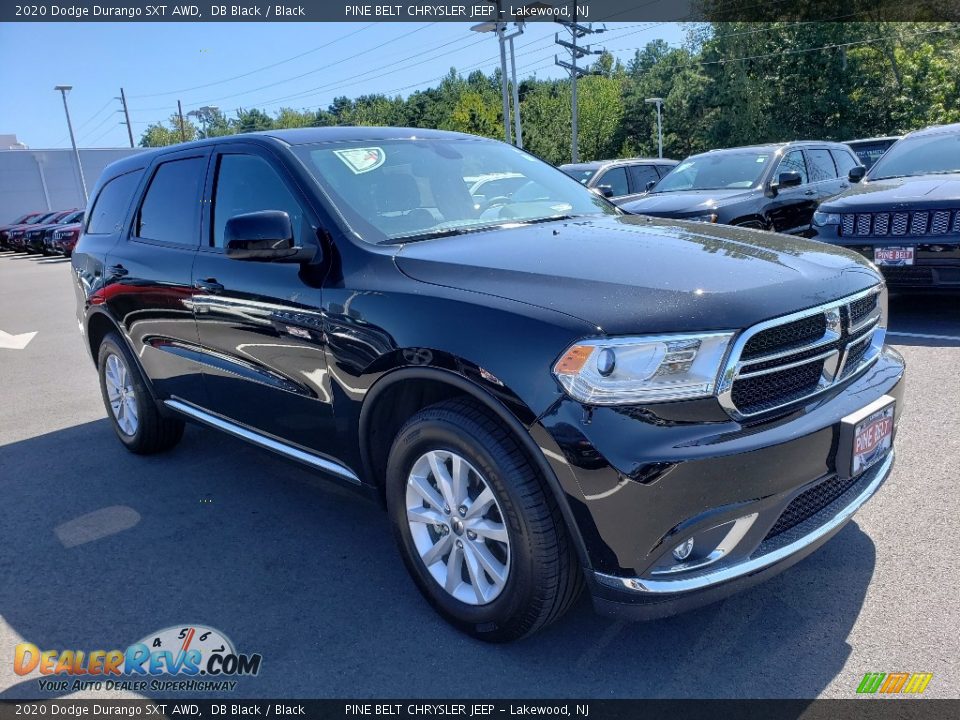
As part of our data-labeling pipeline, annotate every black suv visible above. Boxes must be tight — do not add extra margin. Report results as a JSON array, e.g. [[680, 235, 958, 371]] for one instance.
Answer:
[[813, 123, 960, 291], [73, 128, 904, 641], [559, 157, 678, 203], [621, 141, 863, 234]]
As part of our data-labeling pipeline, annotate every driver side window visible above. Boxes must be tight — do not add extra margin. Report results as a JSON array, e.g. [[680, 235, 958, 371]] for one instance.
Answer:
[[776, 150, 808, 184], [212, 153, 305, 248], [596, 167, 629, 196]]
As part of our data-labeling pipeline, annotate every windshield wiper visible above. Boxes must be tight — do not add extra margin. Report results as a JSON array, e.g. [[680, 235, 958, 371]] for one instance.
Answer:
[[386, 215, 579, 244]]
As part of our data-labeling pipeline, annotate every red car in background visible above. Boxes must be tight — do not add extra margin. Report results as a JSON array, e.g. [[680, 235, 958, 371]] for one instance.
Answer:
[[28, 210, 84, 254], [9, 210, 77, 253], [45, 213, 85, 257], [0, 212, 47, 249]]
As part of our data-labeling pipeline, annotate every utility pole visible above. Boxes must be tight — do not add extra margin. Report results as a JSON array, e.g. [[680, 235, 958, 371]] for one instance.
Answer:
[[119, 88, 134, 148], [54, 85, 88, 201], [472, 1, 527, 147], [555, 3, 604, 162], [177, 100, 187, 142], [507, 24, 524, 149]]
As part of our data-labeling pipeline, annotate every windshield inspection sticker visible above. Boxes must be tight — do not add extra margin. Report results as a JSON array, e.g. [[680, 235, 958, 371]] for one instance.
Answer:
[[334, 147, 386, 174]]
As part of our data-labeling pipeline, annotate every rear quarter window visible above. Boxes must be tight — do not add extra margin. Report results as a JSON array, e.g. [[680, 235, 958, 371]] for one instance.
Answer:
[[86, 170, 143, 235]]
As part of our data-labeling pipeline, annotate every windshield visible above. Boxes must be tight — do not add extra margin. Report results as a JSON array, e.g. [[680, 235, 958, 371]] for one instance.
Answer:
[[868, 131, 960, 180], [653, 151, 772, 192], [33, 213, 57, 224], [293, 139, 617, 243], [559, 165, 598, 185], [58, 211, 83, 224]]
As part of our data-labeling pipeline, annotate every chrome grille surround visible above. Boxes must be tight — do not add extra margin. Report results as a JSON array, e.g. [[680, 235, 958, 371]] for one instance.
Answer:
[[716, 285, 885, 421]]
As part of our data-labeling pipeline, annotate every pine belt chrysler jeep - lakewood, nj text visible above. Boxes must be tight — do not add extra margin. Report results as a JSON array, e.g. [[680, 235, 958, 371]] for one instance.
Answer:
[[72, 128, 905, 642]]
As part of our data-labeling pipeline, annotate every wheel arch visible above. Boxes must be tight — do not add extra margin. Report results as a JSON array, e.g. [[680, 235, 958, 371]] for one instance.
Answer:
[[358, 366, 593, 572]]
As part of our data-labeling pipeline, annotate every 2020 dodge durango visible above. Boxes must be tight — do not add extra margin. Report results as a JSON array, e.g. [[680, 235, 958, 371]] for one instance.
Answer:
[[813, 123, 960, 290], [72, 128, 905, 641]]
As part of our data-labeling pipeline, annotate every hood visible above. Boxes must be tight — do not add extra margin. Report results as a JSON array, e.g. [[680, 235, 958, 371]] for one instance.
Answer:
[[821, 173, 960, 212], [620, 188, 755, 217], [394, 215, 880, 336]]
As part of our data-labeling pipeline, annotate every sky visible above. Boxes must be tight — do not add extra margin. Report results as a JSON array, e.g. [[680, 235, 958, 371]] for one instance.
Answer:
[[0, 21, 687, 149]]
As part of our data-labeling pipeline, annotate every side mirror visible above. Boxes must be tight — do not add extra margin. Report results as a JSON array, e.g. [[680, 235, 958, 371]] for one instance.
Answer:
[[848, 166, 866, 183], [769, 170, 803, 196], [596, 184, 615, 198], [645, 180, 657, 192], [224, 211, 313, 262]]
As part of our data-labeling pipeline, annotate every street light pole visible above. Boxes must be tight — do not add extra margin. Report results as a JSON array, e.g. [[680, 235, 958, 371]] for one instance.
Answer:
[[645, 97, 664, 159], [54, 85, 88, 201]]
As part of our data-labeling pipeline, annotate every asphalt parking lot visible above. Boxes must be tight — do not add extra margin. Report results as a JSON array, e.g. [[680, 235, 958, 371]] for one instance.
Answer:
[[1, 249, 958, 700]]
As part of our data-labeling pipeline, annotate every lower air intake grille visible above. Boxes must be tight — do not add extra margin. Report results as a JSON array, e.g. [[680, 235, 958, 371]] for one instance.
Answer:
[[764, 473, 862, 540]]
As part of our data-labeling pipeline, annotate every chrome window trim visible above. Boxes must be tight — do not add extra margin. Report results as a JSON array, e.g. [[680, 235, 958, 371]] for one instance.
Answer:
[[716, 285, 884, 420], [596, 450, 894, 595]]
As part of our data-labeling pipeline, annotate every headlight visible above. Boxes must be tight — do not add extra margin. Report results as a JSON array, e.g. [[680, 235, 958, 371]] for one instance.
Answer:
[[553, 332, 735, 405], [813, 211, 841, 226], [686, 213, 718, 223]]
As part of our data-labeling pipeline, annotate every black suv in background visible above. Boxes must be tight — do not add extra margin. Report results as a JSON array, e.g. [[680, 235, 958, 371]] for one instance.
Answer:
[[846, 136, 900, 169], [813, 123, 960, 290], [559, 157, 678, 203], [73, 128, 903, 641], [621, 141, 863, 234]]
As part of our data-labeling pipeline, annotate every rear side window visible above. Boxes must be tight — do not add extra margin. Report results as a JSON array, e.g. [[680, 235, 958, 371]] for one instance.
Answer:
[[211, 154, 305, 248], [135, 157, 206, 246], [628, 164, 660, 191], [86, 171, 142, 235], [777, 150, 808, 184], [806, 149, 837, 181], [831, 149, 860, 175], [597, 166, 629, 196]]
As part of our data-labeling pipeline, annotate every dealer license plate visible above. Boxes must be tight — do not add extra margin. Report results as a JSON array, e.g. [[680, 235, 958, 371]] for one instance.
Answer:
[[874, 246, 914, 266]]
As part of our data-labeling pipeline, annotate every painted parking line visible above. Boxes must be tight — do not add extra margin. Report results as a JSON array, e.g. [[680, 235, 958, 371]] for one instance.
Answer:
[[887, 330, 960, 342]]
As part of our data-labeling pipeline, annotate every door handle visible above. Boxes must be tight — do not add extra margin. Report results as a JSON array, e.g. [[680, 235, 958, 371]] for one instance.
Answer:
[[193, 278, 224, 293], [108, 263, 128, 277]]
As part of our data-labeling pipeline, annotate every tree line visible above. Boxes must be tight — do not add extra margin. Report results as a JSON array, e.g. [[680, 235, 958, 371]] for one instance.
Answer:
[[140, 22, 960, 164]]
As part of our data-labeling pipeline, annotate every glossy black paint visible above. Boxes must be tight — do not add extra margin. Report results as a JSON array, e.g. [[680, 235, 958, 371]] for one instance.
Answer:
[[621, 141, 858, 234], [72, 128, 904, 618]]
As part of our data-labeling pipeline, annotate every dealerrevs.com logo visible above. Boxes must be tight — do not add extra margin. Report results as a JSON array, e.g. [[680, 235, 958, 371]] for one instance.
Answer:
[[857, 672, 934, 695], [14, 625, 262, 693]]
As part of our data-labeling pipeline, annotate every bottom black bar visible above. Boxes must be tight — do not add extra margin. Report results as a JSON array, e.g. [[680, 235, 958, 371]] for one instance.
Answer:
[[0, 700, 955, 720]]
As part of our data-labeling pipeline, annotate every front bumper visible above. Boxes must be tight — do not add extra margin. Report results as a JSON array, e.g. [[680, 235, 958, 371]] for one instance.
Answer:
[[532, 346, 905, 620]]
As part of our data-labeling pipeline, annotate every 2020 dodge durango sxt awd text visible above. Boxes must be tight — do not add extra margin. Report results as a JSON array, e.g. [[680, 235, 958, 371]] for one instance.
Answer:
[[72, 128, 905, 642]]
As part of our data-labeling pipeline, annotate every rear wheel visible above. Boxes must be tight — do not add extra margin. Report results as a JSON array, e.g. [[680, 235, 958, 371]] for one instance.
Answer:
[[97, 332, 184, 454], [386, 398, 582, 642]]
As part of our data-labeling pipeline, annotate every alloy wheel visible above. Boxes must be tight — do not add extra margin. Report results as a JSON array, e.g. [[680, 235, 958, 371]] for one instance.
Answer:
[[104, 353, 138, 436]]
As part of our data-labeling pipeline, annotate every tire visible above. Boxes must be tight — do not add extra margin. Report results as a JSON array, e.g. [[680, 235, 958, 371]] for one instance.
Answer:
[[734, 219, 768, 230], [386, 398, 583, 642], [97, 331, 184, 454]]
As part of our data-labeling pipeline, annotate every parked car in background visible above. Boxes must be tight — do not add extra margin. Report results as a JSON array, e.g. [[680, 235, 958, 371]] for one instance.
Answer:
[[73, 127, 902, 641], [18, 209, 79, 253], [812, 123, 960, 291], [27, 209, 83, 254], [1, 211, 46, 248], [559, 157, 678, 203], [46, 213, 85, 257], [6, 211, 64, 251], [620, 141, 863, 235], [846, 136, 900, 169]]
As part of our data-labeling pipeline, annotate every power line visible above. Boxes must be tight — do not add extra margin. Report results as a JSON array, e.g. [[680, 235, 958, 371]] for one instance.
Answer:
[[131, 22, 377, 98]]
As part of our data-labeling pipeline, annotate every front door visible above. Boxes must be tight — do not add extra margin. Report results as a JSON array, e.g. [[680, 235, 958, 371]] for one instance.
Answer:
[[191, 144, 339, 458], [766, 149, 817, 234]]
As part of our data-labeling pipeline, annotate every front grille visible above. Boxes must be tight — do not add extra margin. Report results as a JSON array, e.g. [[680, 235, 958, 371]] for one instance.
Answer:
[[721, 289, 883, 419], [841, 208, 959, 237], [764, 473, 862, 540], [881, 265, 935, 285], [741, 314, 826, 360]]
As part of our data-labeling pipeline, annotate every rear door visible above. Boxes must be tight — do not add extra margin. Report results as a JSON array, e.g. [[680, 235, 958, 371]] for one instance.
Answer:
[[102, 148, 209, 404], [191, 142, 339, 458], [805, 147, 847, 204]]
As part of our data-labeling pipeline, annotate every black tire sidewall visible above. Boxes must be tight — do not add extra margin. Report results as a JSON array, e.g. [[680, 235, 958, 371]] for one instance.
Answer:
[[386, 413, 542, 639]]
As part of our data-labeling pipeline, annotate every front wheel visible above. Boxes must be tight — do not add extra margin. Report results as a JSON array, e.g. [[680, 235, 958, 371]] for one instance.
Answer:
[[386, 398, 582, 642]]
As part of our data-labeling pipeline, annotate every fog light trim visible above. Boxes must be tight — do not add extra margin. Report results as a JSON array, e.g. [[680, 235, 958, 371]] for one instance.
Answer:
[[650, 513, 758, 576]]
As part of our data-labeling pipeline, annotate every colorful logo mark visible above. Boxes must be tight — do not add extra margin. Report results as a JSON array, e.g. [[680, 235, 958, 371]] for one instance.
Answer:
[[857, 672, 933, 695]]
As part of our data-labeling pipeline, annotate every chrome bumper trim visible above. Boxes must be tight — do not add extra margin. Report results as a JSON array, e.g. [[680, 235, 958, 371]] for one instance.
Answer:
[[595, 450, 894, 595]]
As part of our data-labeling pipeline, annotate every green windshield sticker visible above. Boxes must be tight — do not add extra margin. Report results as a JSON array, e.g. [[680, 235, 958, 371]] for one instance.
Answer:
[[333, 147, 386, 174]]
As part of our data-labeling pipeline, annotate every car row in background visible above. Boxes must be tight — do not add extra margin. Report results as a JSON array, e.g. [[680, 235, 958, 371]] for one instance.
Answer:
[[0, 208, 84, 256], [559, 157, 678, 202]]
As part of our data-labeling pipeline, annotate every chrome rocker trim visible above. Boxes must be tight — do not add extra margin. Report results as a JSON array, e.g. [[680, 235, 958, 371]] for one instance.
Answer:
[[164, 399, 362, 484], [595, 450, 894, 595]]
